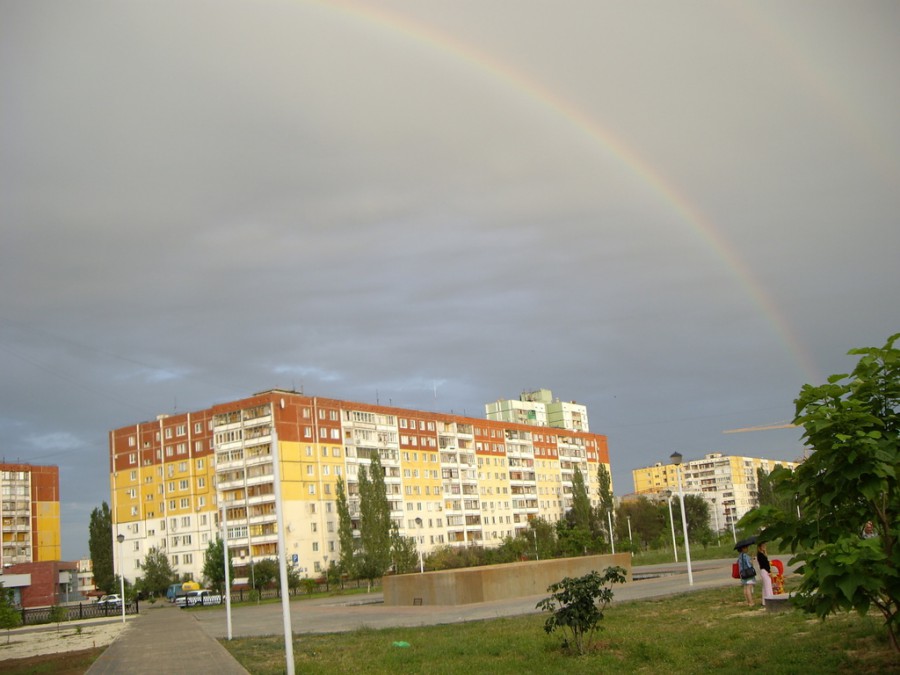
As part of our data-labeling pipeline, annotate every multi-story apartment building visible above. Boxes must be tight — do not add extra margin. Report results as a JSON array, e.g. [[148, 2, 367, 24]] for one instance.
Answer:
[[631, 453, 800, 533], [485, 389, 590, 432], [109, 390, 610, 586], [0, 463, 61, 566]]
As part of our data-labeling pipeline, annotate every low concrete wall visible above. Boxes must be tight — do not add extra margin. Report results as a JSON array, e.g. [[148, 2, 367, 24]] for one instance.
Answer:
[[383, 553, 632, 606]]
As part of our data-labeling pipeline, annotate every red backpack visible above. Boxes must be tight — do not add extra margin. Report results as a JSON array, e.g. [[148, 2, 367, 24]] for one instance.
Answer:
[[731, 562, 740, 579]]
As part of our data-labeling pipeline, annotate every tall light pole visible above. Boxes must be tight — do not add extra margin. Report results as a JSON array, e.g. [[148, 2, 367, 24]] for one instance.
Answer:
[[711, 497, 720, 544], [221, 506, 232, 641], [607, 510, 615, 554], [670, 452, 693, 586], [116, 533, 126, 623], [270, 425, 295, 675], [626, 515, 633, 556], [665, 490, 678, 563]]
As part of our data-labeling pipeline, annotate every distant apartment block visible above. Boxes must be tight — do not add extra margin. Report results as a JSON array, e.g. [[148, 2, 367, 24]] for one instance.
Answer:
[[631, 453, 801, 533], [485, 389, 589, 432], [1, 463, 61, 566], [109, 390, 610, 585]]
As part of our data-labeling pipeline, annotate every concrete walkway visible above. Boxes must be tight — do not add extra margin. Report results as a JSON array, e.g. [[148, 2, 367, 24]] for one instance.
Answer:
[[86, 602, 248, 674]]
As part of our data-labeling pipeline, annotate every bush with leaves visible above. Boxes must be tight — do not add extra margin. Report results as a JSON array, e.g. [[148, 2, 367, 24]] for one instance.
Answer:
[[742, 334, 899, 652], [536, 566, 626, 655], [0, 588, 22, 643], [48, 604, 67, 632]]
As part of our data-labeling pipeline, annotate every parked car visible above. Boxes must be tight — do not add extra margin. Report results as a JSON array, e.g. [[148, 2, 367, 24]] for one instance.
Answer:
[[97, 594, 122, 607], [176, 590, 222, 608]]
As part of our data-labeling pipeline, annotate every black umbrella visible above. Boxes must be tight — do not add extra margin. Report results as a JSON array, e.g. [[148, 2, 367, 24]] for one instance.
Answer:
[[734, 535, 757, 550]]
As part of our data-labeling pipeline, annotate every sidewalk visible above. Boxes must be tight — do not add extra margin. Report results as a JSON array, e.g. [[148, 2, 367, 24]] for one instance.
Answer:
[[86, 602, 248, 675]]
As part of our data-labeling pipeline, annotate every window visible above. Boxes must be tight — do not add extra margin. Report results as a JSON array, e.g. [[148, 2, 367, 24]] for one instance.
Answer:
[[133, 541, 140, 551], [172, 555, 179, 565], [312, 542, 319, 552], [176, 425, 186, 436], [194, 422, 202, 434], [165, 428, 173, 439], [183, 535, 192, 545], [198, 477, 206, 488], [128, 453, 137, 465], [169, 500, 176, 510], [197, 458, 205, 470], [180, 498, 190, 508], [200, 514, 207, 526], [308, 485, 316, 495], [183, 554, 193, 564], [181, 516, 191, 527], [130, 506, 138, 516], [128, 436, 136, 447], [179, 480, 189, 490], [130, 470, 137, 481], [311, 522, 318, 533]]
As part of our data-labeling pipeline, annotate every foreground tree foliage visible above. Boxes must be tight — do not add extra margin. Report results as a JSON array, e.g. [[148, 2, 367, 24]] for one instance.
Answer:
[[536, 566, 627, 655], [742, 334, 900, 651]]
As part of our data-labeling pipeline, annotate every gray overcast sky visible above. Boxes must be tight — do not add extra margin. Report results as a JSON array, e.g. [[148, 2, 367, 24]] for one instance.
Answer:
[[2, 1, 898, 560]]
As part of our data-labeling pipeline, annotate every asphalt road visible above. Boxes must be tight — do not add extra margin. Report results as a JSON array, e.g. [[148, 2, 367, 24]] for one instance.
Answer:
[[191, 557, 781, 639]]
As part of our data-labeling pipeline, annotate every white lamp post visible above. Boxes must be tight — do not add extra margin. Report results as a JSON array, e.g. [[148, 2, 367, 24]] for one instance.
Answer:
[[711, 497, 720, 544], [116, 533, 126, 623], [670, 452, 693, 586], [607, 510, 615, 554], [665, 490, 678, 563]]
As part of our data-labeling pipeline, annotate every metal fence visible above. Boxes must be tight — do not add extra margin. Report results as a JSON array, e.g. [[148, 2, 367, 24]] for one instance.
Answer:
[[21, 600, 139, 626]]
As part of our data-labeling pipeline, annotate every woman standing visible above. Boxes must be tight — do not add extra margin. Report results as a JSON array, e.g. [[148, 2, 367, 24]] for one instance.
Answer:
[[757, 542, 773, 604], [737, 544, 756, 606]]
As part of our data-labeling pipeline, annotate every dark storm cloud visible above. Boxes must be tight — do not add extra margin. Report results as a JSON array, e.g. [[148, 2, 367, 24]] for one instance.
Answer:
[[1, 1, 898, 558]]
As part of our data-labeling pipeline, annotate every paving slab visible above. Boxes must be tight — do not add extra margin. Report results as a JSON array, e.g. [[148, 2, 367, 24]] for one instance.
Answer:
[[86, 602, 248, 675]]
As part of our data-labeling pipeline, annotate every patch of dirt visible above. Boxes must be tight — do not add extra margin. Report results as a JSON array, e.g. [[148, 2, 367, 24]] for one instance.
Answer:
[[0, 647, 105, 675]]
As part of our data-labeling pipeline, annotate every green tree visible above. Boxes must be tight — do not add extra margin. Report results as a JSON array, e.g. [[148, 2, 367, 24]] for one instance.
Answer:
[[616, 497, 665, 550], [671, 494, 713, 546], [390, 523, 420, 574], [0, 587, 22, 644], [357, 453, 392, 588], [287, 562, 302, 594], [140, 547, 175, 598], [335, 475, 356, 579], [250, 558, 279, 592], [742, 334, 900, 652], [536, 566, 627, 655], [528, 517, 558, 560], [597, 464, 614, 514], [570, 466, 592, 533], [88, 502, 114, 593], [202, 537, 233, 594]]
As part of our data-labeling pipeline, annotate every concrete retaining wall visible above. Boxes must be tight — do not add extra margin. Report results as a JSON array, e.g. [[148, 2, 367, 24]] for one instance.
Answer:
[[383, 553, 632, 606]]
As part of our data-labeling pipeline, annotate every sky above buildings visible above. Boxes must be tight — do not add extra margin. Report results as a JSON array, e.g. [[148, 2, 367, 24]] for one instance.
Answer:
[[1, 1, 898, 560]]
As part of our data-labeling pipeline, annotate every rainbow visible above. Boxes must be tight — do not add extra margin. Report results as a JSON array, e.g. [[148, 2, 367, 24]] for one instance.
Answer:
[[312, 1, 820, 382]]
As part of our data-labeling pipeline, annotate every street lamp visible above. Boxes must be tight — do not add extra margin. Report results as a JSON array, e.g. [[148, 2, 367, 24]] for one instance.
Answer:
[[711, 497, 720, 544], [116, 533, 126, 623], [670, 452, 694, 586], [665, 490, 678, 563]]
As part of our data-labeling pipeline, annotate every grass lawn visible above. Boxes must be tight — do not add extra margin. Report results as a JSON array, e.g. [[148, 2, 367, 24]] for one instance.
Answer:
[[222, 585, 898, 674]]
